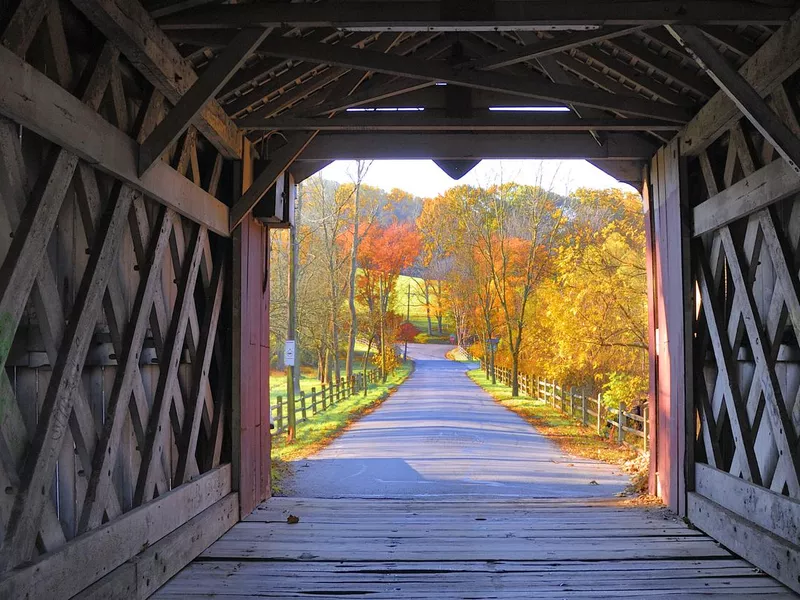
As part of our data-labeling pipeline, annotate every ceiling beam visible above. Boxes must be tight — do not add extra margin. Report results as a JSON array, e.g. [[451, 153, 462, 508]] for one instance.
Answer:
[[139, 27, 270, 175], [238, 114, 682, 132], [467, 26, 643, 71], [72, 0, 243, 159], [253, 37, 691, 121], [158, 1, 794, 30], [667, 24, 800, 176], [292, 132, 656, 160]]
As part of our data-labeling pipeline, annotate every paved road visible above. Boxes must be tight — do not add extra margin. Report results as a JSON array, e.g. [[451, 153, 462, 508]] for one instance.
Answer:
[[285, 343, 629, 498]]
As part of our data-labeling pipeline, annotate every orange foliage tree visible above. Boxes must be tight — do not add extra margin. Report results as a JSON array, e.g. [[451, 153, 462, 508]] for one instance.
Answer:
[[357, 222, 421, 380]]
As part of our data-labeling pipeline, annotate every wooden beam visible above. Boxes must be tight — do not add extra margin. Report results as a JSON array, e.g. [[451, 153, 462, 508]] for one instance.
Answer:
[[158, 1, 795, 29], [0, 466, 231, 599], [238, 114, 682, 132], [139, 27, 270, 175], [230, 132, 317, 230], [71, 0, 243, 158], [134, 225, 207, 506], [693, 158, 800, 237], [0, 45, 230, 236], [467, 26, 642, 71], [667, 24, 800, 176], [77, 493, 239, 600], [681, 9, 800, 155], [251, 37, 691, 122], [293, 132, 656, 160], [695, 463, 800, 547], [688, 493, 800, 594], [0, 179, 135, 569]]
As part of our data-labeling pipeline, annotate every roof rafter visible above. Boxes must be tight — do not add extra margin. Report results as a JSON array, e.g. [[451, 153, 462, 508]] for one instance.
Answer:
[[253, 37, 691, 121], [72, 0, 244, 158], [238, 114, 682, 132], [158, 1, 795, 30]]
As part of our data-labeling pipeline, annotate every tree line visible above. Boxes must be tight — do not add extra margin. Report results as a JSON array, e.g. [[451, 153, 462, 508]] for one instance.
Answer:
[[271, 167, 647, 408], [422, 183, 648, 406]]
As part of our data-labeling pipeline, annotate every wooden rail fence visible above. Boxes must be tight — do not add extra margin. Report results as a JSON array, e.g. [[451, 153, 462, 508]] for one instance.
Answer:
[[272, 370, 382, 434], [484, 363, 649, 452]]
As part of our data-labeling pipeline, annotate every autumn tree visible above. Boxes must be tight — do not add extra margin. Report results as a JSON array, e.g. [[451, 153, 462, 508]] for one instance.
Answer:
[[357, 222, 421, 381]]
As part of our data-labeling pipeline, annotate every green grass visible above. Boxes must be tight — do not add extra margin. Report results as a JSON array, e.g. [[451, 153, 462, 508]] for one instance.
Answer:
[[271, 361, 414, 494], [467, 368, 638, 468]]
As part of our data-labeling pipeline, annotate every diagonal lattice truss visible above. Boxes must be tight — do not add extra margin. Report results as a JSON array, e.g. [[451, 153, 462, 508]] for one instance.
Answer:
[[691, 79, 800, 499], [0, 0, 228, 571]]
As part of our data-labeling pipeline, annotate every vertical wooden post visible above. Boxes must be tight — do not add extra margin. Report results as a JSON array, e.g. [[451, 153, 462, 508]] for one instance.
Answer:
[[231, 141, 272, 515], [321, 384, 327, 410], [276, 396, 283, 432], [643, 405, 649, 452], [581, 390, 587, 426], [618, 401, 626, 444], [647, 138, 693, 514], [570, 387, 575, 417], [300, 391, 307, 421], [597, 393, 603, 436], [311, 387, 317, 413]]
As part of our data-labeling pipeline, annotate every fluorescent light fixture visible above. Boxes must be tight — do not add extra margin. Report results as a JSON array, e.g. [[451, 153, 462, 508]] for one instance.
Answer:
[[347, 107, 425, 112], [489, 106, 571, 112], [434, 82, 448, 86]]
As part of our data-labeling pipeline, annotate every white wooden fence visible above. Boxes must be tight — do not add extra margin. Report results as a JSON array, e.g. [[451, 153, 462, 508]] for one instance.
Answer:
[[486, 364, 649, 452]]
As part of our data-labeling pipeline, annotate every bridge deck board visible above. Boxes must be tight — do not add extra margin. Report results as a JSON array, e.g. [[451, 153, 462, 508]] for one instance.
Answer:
[[154, 497, 797, 598]]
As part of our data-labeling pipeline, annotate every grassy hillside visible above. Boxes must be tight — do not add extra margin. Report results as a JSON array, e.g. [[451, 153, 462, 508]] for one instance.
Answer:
[[390, 274, 451, 343]]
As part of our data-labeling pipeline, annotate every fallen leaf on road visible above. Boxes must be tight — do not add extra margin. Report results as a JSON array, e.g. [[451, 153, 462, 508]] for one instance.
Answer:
[[589, 480, 599, 485], [287, 514, 300, 524]]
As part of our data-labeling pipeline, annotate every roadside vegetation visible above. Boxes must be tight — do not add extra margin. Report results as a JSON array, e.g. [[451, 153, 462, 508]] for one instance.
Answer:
[[468, 368, 648, 495], [271, 362, 413, 494]]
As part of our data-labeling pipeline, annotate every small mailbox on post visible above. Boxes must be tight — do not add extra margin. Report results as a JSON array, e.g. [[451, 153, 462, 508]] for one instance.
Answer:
[[253, 170, 295, 228]]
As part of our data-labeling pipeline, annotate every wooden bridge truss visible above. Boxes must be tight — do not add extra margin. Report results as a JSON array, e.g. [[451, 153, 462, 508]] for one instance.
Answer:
[[0, 0, 798, 596]]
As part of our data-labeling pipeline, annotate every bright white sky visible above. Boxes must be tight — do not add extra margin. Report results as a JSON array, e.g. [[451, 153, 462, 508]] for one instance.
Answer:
[[319, 159, 638, 198]]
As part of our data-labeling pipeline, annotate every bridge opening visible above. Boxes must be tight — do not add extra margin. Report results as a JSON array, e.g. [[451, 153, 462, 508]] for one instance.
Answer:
[[0, 0, 798, 597]]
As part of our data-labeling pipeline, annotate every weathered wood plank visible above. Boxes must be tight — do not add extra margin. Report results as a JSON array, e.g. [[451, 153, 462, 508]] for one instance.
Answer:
[[0, 465, 231, 599], [76, 493, 239, 600], [0, 180, 135, 569], [0, 44, 230, 236], [139, 27, 270, 175], [692, 158, 800, 237], [695, 463, 799, 545], [71, 0, 243, 158], [681, 9, 800, 155], [154, 496, 794, 598], [688, 492, 800, 594]]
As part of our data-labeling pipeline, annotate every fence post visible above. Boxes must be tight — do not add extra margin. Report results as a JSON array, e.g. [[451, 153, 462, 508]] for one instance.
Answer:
[[643, 405, 649, 452], [300, 391, 307, 421], [581, 390, 587, 426], [569, 387, 575, 417], [311, 387, 317, 414], [596, 393, 603, 436], [618, 401, 625, 444], [277, 396, 283, 432], [321, 384, 327, 410]]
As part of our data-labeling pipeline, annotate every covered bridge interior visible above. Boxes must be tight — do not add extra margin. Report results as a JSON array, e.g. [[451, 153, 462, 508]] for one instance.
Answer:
[[0, 0, 798, 596]]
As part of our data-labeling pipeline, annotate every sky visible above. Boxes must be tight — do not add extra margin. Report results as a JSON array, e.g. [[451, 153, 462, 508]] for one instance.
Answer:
[[318, 159, 638, 198]]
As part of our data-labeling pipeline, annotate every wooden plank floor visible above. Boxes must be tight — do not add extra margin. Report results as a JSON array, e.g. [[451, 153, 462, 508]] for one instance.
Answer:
[[154, 497, 798, 599]]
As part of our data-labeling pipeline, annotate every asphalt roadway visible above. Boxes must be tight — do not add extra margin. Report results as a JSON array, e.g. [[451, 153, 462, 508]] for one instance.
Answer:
[[285, 343, 629, 499]]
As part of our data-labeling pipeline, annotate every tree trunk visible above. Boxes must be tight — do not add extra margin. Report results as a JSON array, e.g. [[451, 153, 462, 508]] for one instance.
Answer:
[[435, 280, 443, 334], [424, 282, 432, 335], [511, 349, 520, 397], [379, 280, 387, 383], [345, 178, 361, 380]]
